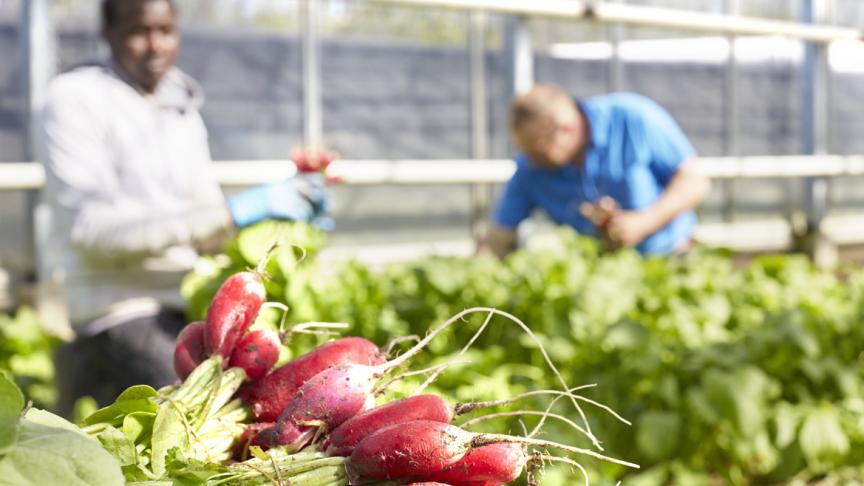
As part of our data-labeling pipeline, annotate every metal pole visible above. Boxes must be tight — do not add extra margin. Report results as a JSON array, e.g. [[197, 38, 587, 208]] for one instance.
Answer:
[[801, 0, 830, 230], [469, 11, 491, 239], [301, 0, 322, 148], [20, 0, 55, 161], [501, 13, 532, 161], [722, 0, 738, 222], [799, 0, 834, 264], [18, 0, 55, 287], [504, 15, 533, 96], [608, 0, 624, 92]]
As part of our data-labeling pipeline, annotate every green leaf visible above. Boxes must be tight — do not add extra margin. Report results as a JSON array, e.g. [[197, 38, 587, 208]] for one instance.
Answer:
[[0, 372, 24, 454], [773, 402, 801, 448], [702, 366, 774, 435], [625, 464, 669, 486], [111, 385, 157, 402], [122, 412, 156, 444], [72, 396, 99, 425], [668, 462, 712, 486], [97, 425, 138, 466], [636, 411, 681, 461], [799, 407, 849, 471], [8, 353, 53, 381], [22, 408, 91, 437], [164, 450, 228, 486], [150, 402, 189, 477], [80, 387, 158, 427], [0, 418, 124, 486]]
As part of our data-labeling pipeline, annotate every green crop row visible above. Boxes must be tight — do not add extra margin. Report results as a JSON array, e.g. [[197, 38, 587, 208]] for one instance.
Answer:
[[181, 222, 864, 485]]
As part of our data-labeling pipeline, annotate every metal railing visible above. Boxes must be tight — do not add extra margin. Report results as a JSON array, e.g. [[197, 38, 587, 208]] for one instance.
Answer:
[[4, 155, 864, 191]]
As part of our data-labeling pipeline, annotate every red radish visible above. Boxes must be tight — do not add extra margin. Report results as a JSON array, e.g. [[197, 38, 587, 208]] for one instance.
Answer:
[[324, 395, 454, 456], [348, 420, 475, 480], [348, 420, 639, 482], [249, 419, 315, 453], [251, 363, 380, 450], [232, 422, 274, 460], [291, 148, 336, 173], [260, 308, 637, 470], [240, 337, 385, 422], [258, 309, 480, 444], [324, 388, 588, 457], [204, 270, 266, 359], [415, 443, 526, 484], [256, 309, 562, 450], [405, 483, 500, 486], [173, 321, 206, 380], [406, 483, 500, 486], [228, 329, 281, 381]]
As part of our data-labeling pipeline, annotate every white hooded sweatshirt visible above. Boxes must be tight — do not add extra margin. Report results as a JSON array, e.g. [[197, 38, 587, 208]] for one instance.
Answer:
[[38, 61, 232, 329]]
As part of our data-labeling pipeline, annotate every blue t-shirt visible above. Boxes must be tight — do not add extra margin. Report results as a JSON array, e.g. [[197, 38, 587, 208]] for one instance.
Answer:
[[493, 92, 697, 255]]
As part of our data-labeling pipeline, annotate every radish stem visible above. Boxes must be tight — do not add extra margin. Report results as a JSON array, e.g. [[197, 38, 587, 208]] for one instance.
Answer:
[[461, 410, 592, 441], [472, 433, 640, 469], [374, 358, 471, 396], [376, 307, 602, 450], [412, 310, 494, 396]]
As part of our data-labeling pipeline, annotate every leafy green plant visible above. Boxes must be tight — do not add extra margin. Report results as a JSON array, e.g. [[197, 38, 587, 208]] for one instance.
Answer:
[[0, 372, 124, 486], [182, 224, 864, 484], [0, 307, 60, 409]]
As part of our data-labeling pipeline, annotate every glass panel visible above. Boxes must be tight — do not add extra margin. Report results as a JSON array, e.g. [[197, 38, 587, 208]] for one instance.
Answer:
[[833, 0, 864, 28], [830, 41, 864, 155], [0, 0, 22, 162], [317, 1, 474, 249], [178, 0, 302, 160], [828, 0, 864, 218], [735, 37, 803, 156], [532, 16, 611, 99], [54, 0, 100, 70], [0, 0, 33, 283], [319, 1, 471, 159]]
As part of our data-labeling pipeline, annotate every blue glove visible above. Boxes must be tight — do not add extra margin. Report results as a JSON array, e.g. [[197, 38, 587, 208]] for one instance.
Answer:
[[295, 172, 334, 231], [228, 174, 331, 229]]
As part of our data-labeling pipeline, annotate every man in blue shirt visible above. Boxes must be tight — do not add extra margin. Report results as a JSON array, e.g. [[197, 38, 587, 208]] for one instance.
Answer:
[[479, 84, 711, 257]]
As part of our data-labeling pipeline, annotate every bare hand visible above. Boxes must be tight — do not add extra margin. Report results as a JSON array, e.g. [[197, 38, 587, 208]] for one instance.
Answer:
[[606, 210, 657, 248], [580, 197, 656, 249], [579, 196, 618, 228]]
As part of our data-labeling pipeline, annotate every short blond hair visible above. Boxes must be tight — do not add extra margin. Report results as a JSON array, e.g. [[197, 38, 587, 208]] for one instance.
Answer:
[[509, 84, 578, 134]]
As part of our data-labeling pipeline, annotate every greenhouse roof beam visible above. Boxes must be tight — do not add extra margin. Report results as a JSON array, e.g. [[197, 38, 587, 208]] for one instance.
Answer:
[[372, 0, 861, 44]]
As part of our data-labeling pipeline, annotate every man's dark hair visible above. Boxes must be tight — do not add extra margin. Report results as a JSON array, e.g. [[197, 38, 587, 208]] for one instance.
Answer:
[[101, 0, 176, 30]]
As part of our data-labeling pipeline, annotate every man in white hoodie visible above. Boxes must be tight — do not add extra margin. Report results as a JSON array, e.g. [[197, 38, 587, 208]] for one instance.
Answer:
[[39, 0, 328, 416]]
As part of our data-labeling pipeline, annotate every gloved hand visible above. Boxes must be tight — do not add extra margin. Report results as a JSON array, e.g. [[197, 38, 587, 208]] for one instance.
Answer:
[[228, 173, 331, 229]]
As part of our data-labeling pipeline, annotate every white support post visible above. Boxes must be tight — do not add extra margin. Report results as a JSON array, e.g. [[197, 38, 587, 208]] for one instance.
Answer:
[[469, 11, 491, 239], [301, 0, 323, 149], [608, 0, 624, 92], [19, 0, 55, 275], [20, 0, 55, 162], [504, 14, 533, 96], [798, 0, 835, 266], [722, 0, 738, 222]]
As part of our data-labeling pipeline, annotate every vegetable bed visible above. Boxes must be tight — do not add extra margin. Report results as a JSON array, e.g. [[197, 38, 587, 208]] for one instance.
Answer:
[[182, 222, 864, 485], [5, 219, 864, 485]]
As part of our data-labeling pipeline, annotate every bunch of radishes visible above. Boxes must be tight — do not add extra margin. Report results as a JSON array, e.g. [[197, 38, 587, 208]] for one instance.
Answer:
[[167, 254, 638, 484]]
